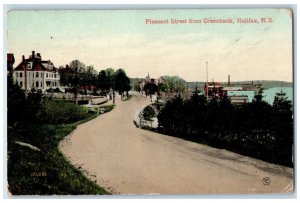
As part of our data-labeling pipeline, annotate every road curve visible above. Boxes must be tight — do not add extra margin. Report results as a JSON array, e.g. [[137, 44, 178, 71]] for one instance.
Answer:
[[59, 95, 293, 195]]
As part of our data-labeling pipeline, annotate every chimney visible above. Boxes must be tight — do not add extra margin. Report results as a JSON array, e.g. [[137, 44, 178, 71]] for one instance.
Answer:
[[22, 55, 25, 61], [37, 53, 41, 60], [66, 64, 69, 69], [32, 51, 35, 59], [228, 75, 230, 86]]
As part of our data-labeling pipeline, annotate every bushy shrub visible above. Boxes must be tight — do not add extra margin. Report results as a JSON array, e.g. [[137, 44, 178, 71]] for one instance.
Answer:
[[143, 106, 156, 122]]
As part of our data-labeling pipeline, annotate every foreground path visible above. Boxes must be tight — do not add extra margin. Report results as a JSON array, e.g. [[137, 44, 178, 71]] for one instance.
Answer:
[[60, 95, 293, 195]]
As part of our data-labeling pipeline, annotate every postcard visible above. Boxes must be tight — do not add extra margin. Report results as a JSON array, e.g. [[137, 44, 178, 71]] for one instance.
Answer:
[[6, 8, 294, 196]]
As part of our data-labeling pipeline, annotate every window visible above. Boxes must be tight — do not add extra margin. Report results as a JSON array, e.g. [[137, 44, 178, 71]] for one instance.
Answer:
[[27, 62, 32, 69], [36, 72, 39, 77], [41, 81, 43, 88], [36, 81, 39, 88], [20, 72, 23, 78], [46, 73, 48, 78], [20, 81, 23, 87]]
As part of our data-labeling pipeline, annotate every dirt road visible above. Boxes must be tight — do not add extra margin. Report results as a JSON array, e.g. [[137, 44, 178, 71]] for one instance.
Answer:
[[59, 95, 293, 195]]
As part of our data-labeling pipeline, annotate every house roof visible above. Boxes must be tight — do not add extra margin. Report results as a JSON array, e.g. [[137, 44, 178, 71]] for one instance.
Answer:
[[14, 53, 57, 72]]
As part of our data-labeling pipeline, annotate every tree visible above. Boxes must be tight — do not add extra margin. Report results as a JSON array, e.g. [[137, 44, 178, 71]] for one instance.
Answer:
[[7, 77, 43, 124], [7, 77, 27, 125], [58, 60, 86, 104], [159, 76, 186, 93], [105, 68, 115, 77], [58, 66, 68, 86], [158, 83, 166, 92], [273, 88, 292, 113], [84, 65, 97, 91], [97, 70, 111, 93], [142, 106, 156, 127], [114, 69, 131, 98], [206, 97, 220, 143], [157, 95, 184, 135], [190, 93, 208, 140], [134, 83, 141, 92], [253, 88, 264, 103], [26, 88, 43, 121], [271, 89, 293, 165], [144, 82, 158, 101]]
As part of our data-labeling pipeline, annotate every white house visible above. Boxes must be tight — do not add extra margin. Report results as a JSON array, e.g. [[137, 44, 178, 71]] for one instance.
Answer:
[[13, 51, 60, 93]]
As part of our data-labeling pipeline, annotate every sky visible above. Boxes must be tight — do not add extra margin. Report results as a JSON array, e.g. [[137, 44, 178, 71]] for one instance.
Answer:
[[7, 9, 293, 82]]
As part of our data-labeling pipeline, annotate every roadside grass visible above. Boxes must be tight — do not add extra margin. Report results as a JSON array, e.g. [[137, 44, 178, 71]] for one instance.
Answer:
[[7, 105, 114, 195]]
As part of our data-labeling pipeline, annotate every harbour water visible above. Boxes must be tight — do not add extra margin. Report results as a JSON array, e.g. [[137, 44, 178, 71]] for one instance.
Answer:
[[227, 87, 293, 105], [263, 87, 293, 105]]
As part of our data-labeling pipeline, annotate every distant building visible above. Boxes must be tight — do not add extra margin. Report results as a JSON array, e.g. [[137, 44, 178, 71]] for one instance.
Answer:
[[204, 82, 225, 98], [138, 73, 165, 91], [228, 95, 249, 105], [145, 72, 150, 82], [204, 77, 262, 105], [13, 51, 60, 92]]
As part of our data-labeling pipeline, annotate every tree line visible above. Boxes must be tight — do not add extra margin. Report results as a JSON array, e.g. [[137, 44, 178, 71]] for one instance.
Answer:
[[157, 89, 293, 167], [58, 60, 131, 103]]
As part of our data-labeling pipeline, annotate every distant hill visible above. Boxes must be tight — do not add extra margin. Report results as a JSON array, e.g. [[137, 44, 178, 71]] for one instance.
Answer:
[[239, 80, 293, 89], [130, 77, 292, 91], [187, 80, 293, 90]]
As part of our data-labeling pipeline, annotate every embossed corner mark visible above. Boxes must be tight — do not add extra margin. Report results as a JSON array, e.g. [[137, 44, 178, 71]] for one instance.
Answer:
[[262, 177, 271, 185]]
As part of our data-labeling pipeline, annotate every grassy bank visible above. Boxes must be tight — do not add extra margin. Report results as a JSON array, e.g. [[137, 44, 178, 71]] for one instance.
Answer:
[[8, 103, 114, 195]]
